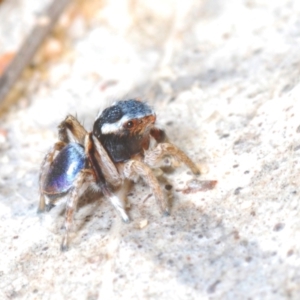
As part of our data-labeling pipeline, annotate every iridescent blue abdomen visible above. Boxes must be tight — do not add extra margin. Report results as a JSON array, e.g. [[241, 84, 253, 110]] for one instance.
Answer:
[[43, 143, 86, 195]]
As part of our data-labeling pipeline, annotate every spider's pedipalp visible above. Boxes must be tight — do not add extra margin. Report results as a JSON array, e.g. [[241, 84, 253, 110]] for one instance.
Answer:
[[150, 127, 168, 143]]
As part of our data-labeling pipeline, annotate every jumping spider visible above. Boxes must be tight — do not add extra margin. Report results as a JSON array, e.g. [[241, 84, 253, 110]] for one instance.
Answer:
[[38, 99, 199, 250]]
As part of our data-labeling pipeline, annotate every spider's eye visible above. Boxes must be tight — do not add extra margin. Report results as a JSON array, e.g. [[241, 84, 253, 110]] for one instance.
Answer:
[[124, 121, 134, 129]]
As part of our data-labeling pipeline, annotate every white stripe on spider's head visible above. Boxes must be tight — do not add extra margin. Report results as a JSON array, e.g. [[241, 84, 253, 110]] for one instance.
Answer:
[[100, 115, 131, 134], [100, 113, 152, 135]]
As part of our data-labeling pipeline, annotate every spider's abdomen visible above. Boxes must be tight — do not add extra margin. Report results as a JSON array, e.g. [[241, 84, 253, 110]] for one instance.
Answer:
[[42, 143, 86, 195]]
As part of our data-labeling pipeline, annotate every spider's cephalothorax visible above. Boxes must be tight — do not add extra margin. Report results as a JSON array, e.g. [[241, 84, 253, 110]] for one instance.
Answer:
[[93, 100, 156, 162], [38, 99, 200, 250]]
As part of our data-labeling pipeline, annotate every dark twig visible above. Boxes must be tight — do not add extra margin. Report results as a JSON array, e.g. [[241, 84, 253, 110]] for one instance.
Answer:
[[0, 0, 71, 105]]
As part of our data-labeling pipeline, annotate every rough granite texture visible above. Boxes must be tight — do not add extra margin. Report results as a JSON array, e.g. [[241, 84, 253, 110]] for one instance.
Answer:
[[0, 0, 300, 299]]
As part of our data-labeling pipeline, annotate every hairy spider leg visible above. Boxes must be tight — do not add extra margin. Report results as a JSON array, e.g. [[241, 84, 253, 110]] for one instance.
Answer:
[[61, 169, 94, 251], [123, 160, 169, 216], [38, 141, 66, 213], [86, 133, 130, 223], [39, 142, 88, 250], [144, 143, 200, 175], [92, 135, 121, 187], [58, 115, 88, 144]]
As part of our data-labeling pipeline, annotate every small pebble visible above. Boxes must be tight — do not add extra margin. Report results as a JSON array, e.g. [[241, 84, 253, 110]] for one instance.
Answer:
[[139, 219, 148, 229]]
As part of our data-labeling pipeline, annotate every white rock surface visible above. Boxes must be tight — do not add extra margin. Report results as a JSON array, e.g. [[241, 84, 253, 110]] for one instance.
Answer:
[[0, 0, 299, 299]]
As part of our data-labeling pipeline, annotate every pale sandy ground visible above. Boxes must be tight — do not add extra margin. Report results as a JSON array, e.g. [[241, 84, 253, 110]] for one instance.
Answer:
[[0, 0, 300, 299]]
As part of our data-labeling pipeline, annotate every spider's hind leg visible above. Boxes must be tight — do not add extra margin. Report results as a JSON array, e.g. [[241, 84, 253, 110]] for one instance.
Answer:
[[38, 141, 66, 213], [58, 115, 88, 144], [39, 142, 88, 250], [39, 116, 88, 214], [61, 169, 93, 251]]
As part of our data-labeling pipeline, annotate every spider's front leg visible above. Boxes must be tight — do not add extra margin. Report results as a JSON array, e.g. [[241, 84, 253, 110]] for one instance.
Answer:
[[87, 133, 129, 223], [149, 127, 200, 174], [123, 160, 169, 216], [101, 183, 131, 223]]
